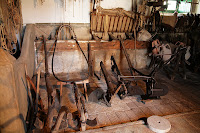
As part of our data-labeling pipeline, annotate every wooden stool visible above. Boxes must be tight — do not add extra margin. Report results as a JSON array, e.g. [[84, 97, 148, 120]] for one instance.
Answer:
[[57, 79, 89, 104]]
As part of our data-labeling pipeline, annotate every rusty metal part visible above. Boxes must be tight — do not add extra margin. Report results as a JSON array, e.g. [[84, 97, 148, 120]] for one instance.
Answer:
[[51, 106, 70, 132], [120, 40, 135, 76], [88, 88, 105, 103], [52, 25, 101, 82], [74, 83, 85, 130], [26, 74, 45, 131], [111, 55, 127, 99], [26, 75, 44, 109], [100, 61, 121, 106], [88, 60, 126, 106], [162, 45, 187, 80], [44, 35, 55, 132], [44, 24, 99, 131], [111, 54, 168, 100], [100, 62, 115, 96], [73, 82, 97, 130]]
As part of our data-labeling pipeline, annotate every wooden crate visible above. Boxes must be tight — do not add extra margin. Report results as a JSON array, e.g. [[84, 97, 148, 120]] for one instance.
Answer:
[[90, 10, 139, 33]]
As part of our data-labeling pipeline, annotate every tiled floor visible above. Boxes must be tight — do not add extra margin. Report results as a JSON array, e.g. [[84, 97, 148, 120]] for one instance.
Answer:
[[38, 69, 200, 132], [77, 111, 200, 133], [84, 70, 200, 130]]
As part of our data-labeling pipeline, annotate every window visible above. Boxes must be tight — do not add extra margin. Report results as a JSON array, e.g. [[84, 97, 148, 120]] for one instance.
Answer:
[[178, 1, 191, 13], [164, 0, 191, 13]]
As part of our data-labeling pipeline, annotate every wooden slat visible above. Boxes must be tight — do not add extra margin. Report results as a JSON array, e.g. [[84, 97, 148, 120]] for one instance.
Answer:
[[139, 107, 154, 117], [97, 113, 112, 127], [104, 15, 109, 33], [131, 108, 146, 119], [148, 106, 163, 116], [115, 111, 131, 123], [126, 102, 138, 109], [96, 15, 102, 32], [168, 117, 200, 133], [113, 16, 119, 32], [106, 112, 122, 125], [109, 16, 115, 32], [120, 17, 127, 32], [171, 102, 193, 113], [134, 14, 139, 32], [124, 17, 131, 32], [131, 20, 136, 33], [101, 16, 105, 32], [117, 16, 123, 32], [183, 113, 200, 129], [155, 104, 178, 115], [128, 19, 133, 32], [91, 15, 93, 31], [125, 110, 137, 121], [92, 15, 97, 31]]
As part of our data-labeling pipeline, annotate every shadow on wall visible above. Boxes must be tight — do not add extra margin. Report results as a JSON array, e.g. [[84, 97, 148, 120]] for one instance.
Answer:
[[0, 114, 26, 132], [34, 0, 65, 8]]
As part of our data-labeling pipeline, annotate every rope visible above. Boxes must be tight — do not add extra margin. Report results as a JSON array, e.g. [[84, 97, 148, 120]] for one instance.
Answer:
[[0, 0, 22, 55], [51, 24, 88, 83]]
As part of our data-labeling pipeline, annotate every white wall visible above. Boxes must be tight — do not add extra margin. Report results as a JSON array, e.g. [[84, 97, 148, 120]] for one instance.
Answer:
[[22, 0, 136, 24], [22, 0, 90, 24], [99, 0, 133, 11], [195, 3, 200, 14]]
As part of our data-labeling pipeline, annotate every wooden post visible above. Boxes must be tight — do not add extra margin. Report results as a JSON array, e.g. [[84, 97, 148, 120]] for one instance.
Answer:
[[36, 69, 40, 114], [88, 43, 93, 77]]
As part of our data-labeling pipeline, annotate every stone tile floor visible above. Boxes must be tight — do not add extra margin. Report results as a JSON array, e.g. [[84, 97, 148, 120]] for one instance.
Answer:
[[84, 70, 200, 130], [38, 69, 200, 132], [78, 111, 200, 133]]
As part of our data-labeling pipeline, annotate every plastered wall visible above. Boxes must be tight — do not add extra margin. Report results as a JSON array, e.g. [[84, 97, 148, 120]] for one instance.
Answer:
[[99, 0, 133, 11], [21, 0, 200, 25], [22, 0, 90, 24], [21, 0, 136, 24]]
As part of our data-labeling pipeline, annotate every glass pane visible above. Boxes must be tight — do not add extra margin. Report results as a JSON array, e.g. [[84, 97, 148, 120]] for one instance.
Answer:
[[178, 2, 191, 13], [167, 1, 177, 10]]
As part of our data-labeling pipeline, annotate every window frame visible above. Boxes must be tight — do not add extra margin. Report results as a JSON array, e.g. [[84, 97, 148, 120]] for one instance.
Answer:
[[163, 0, 192, 13]]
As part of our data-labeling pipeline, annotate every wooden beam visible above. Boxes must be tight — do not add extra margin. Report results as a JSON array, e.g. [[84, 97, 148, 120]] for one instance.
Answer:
[[35, 40, 149, 52]]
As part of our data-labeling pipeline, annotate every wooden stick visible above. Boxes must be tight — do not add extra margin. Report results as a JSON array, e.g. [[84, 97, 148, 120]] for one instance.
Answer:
[[25, 64, 33, 108], [35, 69, 41, 114], [83, 81, 88, 102], [26, 75, 44, 109], [60, 82, 63, 105]]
